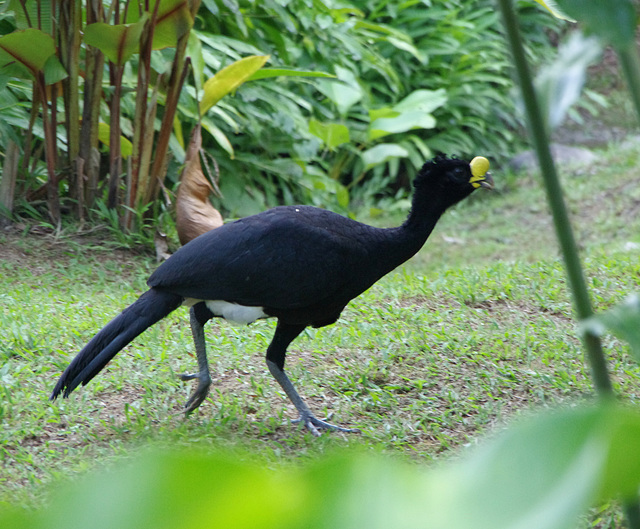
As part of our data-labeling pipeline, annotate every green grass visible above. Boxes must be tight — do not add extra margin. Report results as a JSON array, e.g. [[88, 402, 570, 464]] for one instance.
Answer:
[[1, 143, 640, 521]]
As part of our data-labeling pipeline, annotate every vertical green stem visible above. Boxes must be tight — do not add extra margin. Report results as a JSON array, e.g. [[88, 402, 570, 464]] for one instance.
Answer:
[[38, 72, 61, 226], [626, 502, 640, 529], [618, 42, 640, 125], [614, 27, 640, 529], [107, 65, 124, 210], [145, 0, 201, 206], [59, 0, 81, 215], [496, 8, 640, 528], [495, 0, 613, 396], [79, 0, 105, 213]]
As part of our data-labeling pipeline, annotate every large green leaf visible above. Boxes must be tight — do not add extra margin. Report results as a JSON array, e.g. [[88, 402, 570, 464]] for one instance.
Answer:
[[582, 294, 640, 362], [125, 0, 193, 50], [369, 113, 436, 141], [423, 407, 602, 529], [84, 16, 148, 66], [368, 89, 446, 141], [199, 55, 270, 116], [316, 81, 363, 117], [554, 0, 636, 49], [7, 0, 54, 32], [43, 55, 69, 86], [0, 29, 56, 77], [361, 143, 409, 168], [309, 119, 350, 150], [394, 89, 448, 114], [353, 20, 423, 61], [311, 405, 640, 529], [315, 67, 363, 117], [4, 404, 640, 528]]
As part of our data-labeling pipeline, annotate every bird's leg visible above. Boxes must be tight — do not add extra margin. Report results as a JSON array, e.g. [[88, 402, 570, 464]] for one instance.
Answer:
[[266, 360, 358, 436], [180, 305, 212, 414], [266, 322, 359, 437]]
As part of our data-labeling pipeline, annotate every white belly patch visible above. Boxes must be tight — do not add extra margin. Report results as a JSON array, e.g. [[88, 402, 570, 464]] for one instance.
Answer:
[[204, 300, 267, 325]]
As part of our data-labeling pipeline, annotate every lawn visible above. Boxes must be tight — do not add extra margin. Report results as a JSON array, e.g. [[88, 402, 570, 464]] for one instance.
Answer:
[[1, 143, 640, 522]]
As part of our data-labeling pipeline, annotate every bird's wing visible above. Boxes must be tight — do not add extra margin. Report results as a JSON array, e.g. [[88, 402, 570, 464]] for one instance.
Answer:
[[148, 208, 371, 308]]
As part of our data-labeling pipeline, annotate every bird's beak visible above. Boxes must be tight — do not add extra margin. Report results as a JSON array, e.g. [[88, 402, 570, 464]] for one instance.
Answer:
[[469, 171, 494, 190], [478, 172, 494, 190]]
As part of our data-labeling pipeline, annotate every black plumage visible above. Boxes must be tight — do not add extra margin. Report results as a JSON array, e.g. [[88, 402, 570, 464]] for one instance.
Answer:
[[51, 155, 493, 435]]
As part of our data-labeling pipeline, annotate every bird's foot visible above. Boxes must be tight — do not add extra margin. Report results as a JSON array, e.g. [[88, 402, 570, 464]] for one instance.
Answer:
[[292, 412, 360, 437], [179, 372, 211, 415]]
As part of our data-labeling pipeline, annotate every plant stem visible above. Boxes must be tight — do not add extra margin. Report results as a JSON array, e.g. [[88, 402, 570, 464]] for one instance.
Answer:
[[38, 73, 61, 226], [618, 42, 640, 126], [615, 31, 640, 529], [626, 502, 640, 529], [495, 0, 613, 397], [107, 65, 124, 210]]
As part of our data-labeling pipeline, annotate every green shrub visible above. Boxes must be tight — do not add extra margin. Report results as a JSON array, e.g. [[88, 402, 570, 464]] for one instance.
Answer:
[[185, 0, 561, 215], [0, 0, 561, 227]]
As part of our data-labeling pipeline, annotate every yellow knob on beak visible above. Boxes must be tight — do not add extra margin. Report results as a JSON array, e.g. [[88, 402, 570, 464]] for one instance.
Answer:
[[469, 156, 493, 189]]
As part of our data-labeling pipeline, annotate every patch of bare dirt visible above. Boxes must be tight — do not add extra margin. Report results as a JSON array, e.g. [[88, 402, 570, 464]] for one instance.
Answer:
[[0, 222, 153, 277]]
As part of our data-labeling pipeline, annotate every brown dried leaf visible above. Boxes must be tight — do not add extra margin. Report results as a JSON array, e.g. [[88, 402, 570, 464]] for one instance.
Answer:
[[176, 124, 223, 245]]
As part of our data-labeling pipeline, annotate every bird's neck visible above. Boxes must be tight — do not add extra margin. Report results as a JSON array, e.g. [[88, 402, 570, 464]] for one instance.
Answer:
[[402, 189, 446, 233], [374, 192, 446, 274]]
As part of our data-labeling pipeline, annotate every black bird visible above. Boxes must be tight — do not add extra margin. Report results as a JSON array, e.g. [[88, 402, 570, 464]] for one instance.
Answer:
[[51, 155, 493, 436]]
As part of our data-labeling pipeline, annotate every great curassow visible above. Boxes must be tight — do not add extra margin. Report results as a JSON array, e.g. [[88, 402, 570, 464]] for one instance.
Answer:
[[51, 155, 493, 436]]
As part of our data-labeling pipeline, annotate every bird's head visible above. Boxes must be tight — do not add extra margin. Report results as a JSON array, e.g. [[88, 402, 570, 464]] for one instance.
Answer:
[[414, 154, 494, 208]]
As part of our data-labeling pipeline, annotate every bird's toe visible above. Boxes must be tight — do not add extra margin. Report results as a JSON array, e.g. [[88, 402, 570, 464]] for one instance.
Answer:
[[292, 413, 359, 436], [181, 373, 212, 414], [184, 390, 208, 415]]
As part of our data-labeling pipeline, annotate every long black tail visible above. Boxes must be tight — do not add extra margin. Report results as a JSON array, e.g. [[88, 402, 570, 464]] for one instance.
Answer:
[[51, 289, 183, 400]]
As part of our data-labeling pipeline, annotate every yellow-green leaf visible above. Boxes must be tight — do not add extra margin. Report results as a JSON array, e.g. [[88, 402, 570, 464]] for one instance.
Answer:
[[248, 68, 335, 81], [98, 123, 133, 158], [532, 0, 575, 21], [173, 115, 185, 150], [199, 55, 270, 116]]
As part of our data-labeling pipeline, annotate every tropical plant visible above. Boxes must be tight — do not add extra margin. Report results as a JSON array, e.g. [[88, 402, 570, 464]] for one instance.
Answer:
[[0, 0, 562, 233], [0, 0, 198, 230], [498, 0, 640, 525], [177, 0, 564, 215]]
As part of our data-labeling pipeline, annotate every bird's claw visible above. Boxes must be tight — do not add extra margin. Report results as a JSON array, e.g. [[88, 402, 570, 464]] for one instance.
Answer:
[[292, 412, 360, 437], [179, 372, 211, 415]]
